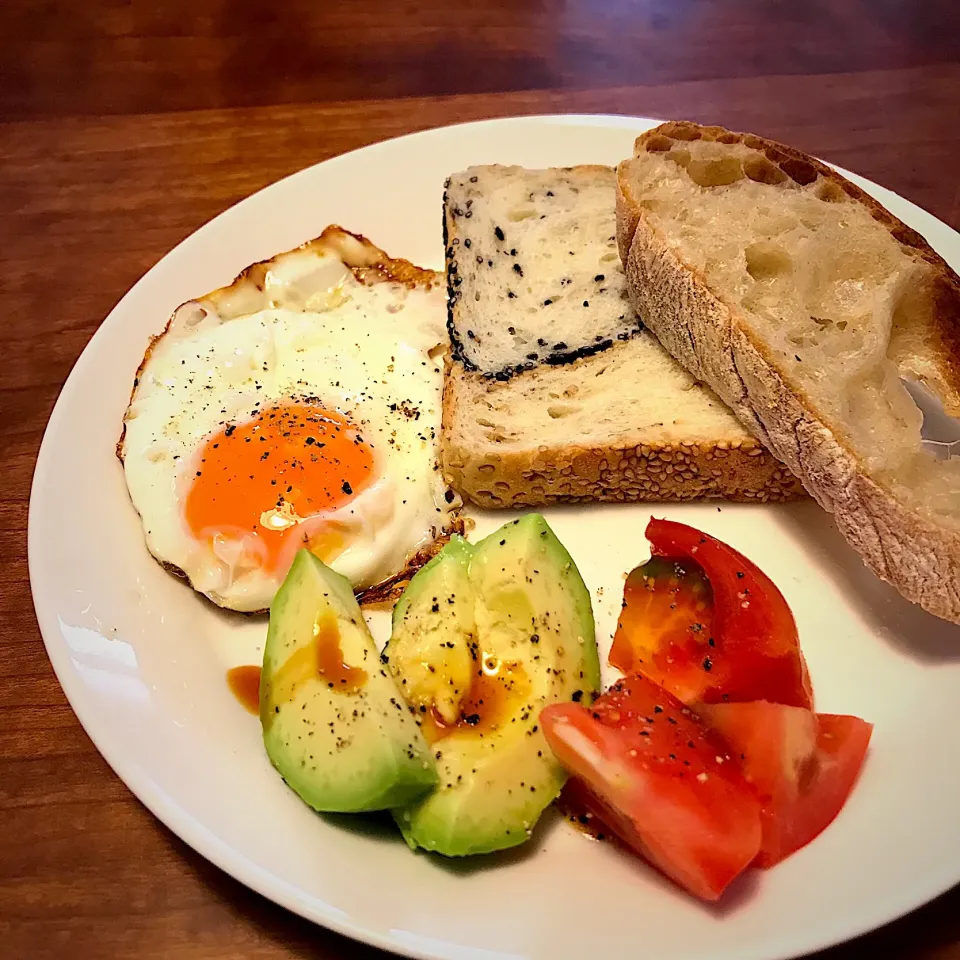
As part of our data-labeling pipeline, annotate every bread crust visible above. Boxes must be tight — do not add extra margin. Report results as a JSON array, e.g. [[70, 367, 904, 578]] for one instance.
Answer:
[[618, 121, 960, 623], [441, 359, 804, 508], [617, 121, 960, 413]]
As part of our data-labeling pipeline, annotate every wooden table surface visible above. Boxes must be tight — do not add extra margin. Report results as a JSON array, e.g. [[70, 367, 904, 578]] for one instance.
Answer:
[[3, 1, 959, 957]]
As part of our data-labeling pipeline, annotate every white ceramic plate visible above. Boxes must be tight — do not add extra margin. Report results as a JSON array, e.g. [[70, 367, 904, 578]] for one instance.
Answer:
[[29, 116, 960, 960]]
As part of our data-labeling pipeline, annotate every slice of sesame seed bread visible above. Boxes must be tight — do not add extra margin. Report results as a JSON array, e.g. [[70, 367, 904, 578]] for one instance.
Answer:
[[441, 165, 804, 507], [445, 165, 639, 378]]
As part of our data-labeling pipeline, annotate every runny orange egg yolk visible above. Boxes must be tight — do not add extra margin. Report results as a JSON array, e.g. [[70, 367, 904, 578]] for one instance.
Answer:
[[185, 402, 375, 571]]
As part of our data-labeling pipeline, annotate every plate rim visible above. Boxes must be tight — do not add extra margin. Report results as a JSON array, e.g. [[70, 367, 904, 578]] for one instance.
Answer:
[[28, 112, 960, 960]]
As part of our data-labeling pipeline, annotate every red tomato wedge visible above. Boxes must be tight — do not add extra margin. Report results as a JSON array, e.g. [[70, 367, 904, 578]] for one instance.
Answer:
[[611, 518, 813, 709], [609, 556, 713, 682], [698, 701, 873, 867], [541, 675, 762, 901]]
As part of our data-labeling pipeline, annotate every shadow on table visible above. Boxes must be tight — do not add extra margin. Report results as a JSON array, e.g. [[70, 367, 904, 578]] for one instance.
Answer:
[[163, 827, 390, 959], [807, 881, 960, 958]]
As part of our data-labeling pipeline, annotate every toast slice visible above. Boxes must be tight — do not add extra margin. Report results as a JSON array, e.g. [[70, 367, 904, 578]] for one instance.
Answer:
[[445, 165, 640, 378], [617, 120, 960, 622], [442, 165, 804, 507]]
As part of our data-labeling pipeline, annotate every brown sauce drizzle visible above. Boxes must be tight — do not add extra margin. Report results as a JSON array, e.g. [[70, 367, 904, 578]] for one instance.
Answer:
[[261, 612, 367, 729], [249, 613, 368, 729], [555, 780, 609, 841], [418, 660, 530, 744], [227, 664, 262, 714], [314, 613, 367, 692]]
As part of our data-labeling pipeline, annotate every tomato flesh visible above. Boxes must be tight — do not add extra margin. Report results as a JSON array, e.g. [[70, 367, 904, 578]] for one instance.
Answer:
[[541, 674, 761, 901], [699, 701, 872, 867], [610, 555, 715, 700], [612, 518, 813, 709]]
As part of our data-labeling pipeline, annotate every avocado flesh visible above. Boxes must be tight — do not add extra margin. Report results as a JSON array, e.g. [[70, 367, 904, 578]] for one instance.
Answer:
[[261, 550, 437, 813], [390, 536, 477, 726], [385, 515, 600, 856]]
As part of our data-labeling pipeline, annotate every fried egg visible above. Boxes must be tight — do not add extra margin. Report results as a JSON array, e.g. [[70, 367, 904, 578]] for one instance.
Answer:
[[119, 227, 462, 612]]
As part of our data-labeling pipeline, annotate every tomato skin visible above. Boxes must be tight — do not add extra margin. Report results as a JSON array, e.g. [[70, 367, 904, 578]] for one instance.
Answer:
[[541, 675, 762, 902], [699, 701, 872, 867], [612, 518, 813, 710]]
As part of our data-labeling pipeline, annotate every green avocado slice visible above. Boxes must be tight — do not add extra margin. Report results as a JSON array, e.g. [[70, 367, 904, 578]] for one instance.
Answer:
[[261, 550, 437, 813], [385, 515, 600, 855]]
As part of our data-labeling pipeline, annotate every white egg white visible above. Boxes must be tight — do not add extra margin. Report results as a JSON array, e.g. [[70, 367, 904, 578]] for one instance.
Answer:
[[120, 234, 461, 611]]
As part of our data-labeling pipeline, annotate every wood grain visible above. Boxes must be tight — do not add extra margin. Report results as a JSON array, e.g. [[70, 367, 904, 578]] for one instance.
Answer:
[[2, 1, 960, 956], [2, 0, 959, 119]]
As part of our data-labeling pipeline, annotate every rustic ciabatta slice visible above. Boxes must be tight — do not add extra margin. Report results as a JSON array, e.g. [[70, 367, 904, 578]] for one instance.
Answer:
[[617, 120, 960, 623], [442, 163, 804, 507]]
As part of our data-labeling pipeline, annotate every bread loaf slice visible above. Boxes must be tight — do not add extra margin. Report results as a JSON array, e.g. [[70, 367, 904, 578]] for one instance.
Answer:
[[442, 164, 804, 507], [445, 165, 640, 378], [443, 340, 801, 508], [617, 120, 960, 623]]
